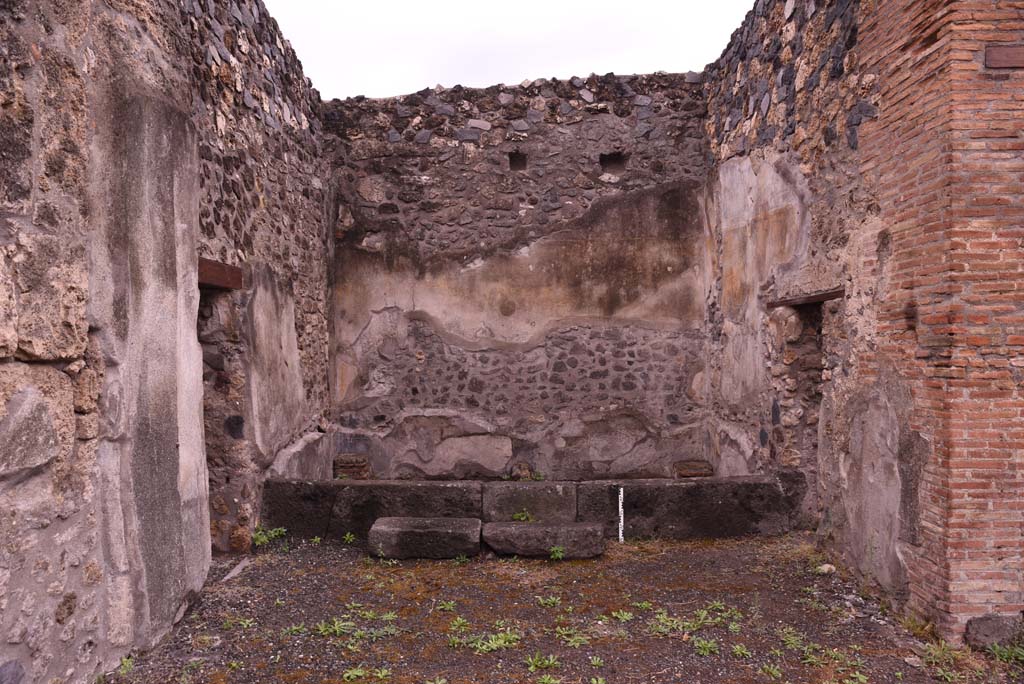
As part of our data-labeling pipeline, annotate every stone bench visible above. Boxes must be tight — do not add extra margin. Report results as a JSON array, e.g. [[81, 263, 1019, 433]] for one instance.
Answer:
[[369, 517, 481, 559], [261, 473, 805, 544], [262, 480, 481, 541]]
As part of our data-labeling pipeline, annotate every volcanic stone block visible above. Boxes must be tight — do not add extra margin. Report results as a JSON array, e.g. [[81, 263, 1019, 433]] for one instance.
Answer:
[[482, 522, 605, 559], [329, 480, 482, 540], [369, 517, 481, 559], [482, 482, 577, 523], [576, 476, 800, 540], [965, 613, 1022, 649], [261, 480, 339, 540]]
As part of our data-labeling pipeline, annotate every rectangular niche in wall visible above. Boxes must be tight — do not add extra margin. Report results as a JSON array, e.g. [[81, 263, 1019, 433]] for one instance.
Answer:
[[509, 150, 528, 171], [600, 151, 628, 174]]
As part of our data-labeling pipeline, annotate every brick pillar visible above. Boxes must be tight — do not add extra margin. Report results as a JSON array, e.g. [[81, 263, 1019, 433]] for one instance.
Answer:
[[859, 0, 1024, 639], [943, 1, 1024, 638]]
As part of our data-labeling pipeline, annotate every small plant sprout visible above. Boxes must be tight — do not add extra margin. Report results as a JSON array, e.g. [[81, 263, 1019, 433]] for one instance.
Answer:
[[342, 665, 368, 681], [437, 600, 456, 612], [448, 616, 469, 633], [537, 595, 561, 608], [470, 628, 521, 654], [732, 644, 752, 658], [315, 617, 357, 637], [227, 661, 242, 671], [425, 679, 448, 684], [512, 509, 535, 522], [548, 546, 565, 561], [611, 609, 634, 623], [536, 676, 560, 684], [760, 663, 783, 681], [694, 637, 719, 656], [778, 626, 806, 651], [118, 656, 134, 675], [555, 626, 589, 648], [525, 652, 561, 672], [311, 536, 322, 545], [990, 642, 1024, 664], [589, 656, 604, 667], [453, 554, 470, 565], [590, 678, 606, 684], [342, 532, 357, 544], [923, 641, 963, 669], [372, 668, 392, 680], [632, 600, 653, 611], [252, 526, 286, 547]]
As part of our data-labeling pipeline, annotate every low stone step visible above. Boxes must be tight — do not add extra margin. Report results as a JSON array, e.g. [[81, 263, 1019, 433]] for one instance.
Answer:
[[482, 522, 605, 559], [369, 517, 481, 559]]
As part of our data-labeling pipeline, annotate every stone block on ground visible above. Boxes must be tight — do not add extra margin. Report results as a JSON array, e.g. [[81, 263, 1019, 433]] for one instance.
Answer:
[[965, 613, 1022, 649], [576, 476, 801, 539], [328, 480, 482, 540], [482, 481, 577, 523], [482, 522, 605, 559], [369, 517, 481, 559]]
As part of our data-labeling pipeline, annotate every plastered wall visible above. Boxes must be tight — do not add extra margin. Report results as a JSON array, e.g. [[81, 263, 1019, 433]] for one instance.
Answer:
[[324, 74, 720, 481]]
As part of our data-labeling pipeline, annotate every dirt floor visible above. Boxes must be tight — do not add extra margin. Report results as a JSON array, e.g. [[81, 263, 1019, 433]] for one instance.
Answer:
[[106, 533, 1016, 684]]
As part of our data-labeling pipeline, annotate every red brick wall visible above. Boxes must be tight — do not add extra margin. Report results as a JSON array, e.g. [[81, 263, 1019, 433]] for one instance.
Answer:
[[859, 0, 1024, 636], [857, 0, 959, 633], [944, 0, 1024, 635]]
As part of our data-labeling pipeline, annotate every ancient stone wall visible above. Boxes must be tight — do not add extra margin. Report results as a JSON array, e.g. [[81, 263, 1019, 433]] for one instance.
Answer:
[[702, 0, 944, 617], [1, 3, 1019, 679], [322, 74, 718, 481], [701, 0, 892, 578], [703, 0, 1024, 642], [1, 1, 205, 680], [180, 0, 334, 553], [0, 0, 331, 679]]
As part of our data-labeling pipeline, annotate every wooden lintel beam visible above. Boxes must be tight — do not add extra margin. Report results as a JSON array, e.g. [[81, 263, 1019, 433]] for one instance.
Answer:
[[198, 257, 245, 290], [766, 287, 845, 310], [985, 45, 1024, 69]]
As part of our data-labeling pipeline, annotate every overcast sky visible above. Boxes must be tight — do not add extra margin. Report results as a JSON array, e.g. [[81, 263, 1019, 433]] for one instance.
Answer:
[[262, 0, 755, 100]]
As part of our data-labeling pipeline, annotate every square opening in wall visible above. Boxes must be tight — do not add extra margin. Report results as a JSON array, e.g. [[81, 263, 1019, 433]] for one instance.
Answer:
[[600, 151, 628, 174], [509, 151, 528, 171]]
